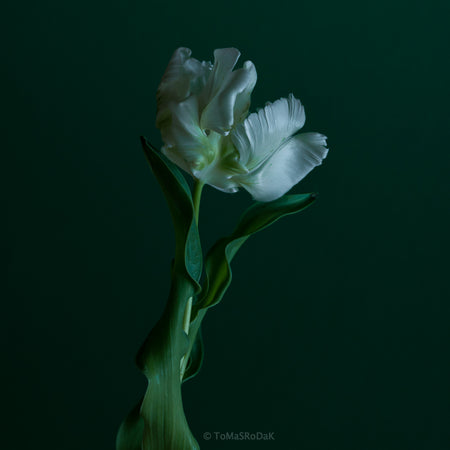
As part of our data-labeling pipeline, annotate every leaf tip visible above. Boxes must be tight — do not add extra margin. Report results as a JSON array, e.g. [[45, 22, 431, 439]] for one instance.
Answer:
[[140, 135, 148, 147]]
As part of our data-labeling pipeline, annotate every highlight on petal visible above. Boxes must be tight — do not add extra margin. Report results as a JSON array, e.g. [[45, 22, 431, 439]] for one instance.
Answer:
[[235, 132, 328, 202], [200, 50, 257, 135], [230, 94, 305, 169]]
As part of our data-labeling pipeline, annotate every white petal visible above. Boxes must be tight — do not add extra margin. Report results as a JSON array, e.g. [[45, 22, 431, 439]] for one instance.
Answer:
[[196, 164, 240, 193], [236, 132, 328, 202], [156, 47, 212, 129], [157, 47, 192, 103], [200, 59, 257, 134], [231, 94, 305, 169]]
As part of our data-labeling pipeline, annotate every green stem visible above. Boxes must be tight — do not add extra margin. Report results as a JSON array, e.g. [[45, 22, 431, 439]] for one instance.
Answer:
[[192, 179, 204, 224]]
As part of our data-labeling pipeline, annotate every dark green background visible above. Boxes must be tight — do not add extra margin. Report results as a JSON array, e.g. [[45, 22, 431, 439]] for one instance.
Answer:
[[3, 0, 450, 448]]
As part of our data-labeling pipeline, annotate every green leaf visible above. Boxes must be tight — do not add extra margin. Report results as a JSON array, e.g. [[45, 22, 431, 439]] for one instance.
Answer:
[[182, 323, 204, 383], [194, 193, 316, 314], [116, 138, 202, 450], [140, 136, 202, 285], [233, 193, 317, 237]]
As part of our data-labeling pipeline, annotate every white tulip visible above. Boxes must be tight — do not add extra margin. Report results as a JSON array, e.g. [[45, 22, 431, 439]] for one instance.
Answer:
[[156, 47, 329, 202]]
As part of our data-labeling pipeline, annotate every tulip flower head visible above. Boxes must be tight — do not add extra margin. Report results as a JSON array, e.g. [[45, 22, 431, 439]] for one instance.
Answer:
[[156, 47, 328, 202]]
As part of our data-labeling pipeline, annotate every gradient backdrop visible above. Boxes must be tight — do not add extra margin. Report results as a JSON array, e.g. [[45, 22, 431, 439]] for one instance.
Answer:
[[3, 0, 450, 449]]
